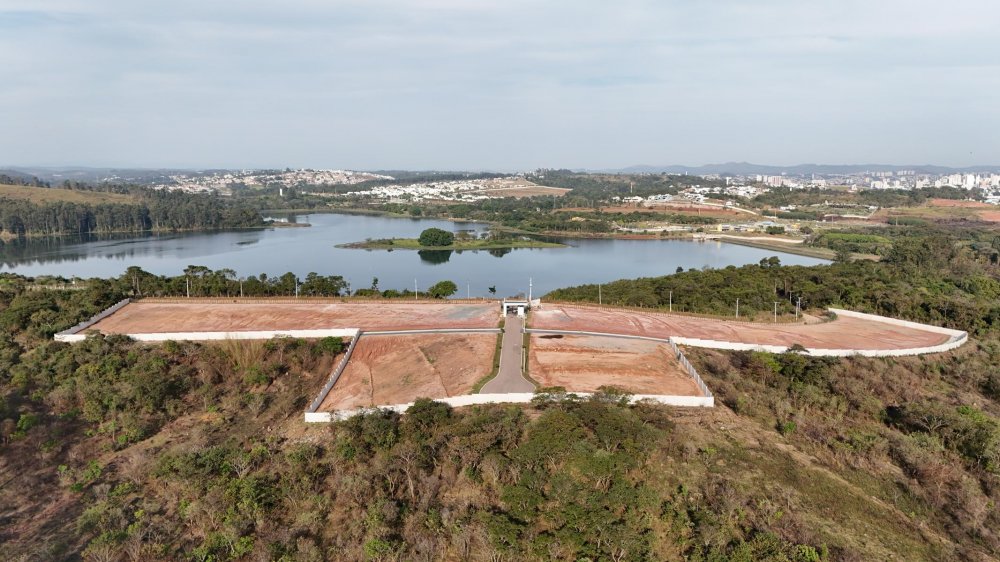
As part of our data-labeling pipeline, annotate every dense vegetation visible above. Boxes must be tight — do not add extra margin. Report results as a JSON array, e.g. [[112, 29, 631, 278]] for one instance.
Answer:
[[0, 188, 263, 240], [3, 224, 1000, 559]]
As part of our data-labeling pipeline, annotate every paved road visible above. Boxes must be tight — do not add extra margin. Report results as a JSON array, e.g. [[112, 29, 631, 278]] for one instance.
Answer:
[[481, 315, 536, 394]]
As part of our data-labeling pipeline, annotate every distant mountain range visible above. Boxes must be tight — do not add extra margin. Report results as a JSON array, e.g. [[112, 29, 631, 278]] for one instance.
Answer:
[[605, 162, 1000, 176]]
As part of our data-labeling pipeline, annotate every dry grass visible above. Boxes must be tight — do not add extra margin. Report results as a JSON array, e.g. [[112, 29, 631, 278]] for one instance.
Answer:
[[217, 339, 268, 377], [0, 184, 134, 204]]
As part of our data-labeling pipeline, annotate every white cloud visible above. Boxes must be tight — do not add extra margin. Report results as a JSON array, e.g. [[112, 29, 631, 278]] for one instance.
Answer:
[[1, 0, 998, 168]]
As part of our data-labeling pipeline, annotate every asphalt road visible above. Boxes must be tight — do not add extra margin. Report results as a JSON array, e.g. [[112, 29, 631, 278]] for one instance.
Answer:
[[481, 315, 535, 394]]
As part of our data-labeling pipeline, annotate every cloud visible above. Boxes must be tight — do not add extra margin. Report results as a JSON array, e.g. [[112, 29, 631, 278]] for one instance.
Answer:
[[1, 0, 998, 168]]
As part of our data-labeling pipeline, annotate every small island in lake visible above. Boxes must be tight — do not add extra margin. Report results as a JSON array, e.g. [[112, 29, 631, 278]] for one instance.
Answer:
[[338, 227, 566, 250]]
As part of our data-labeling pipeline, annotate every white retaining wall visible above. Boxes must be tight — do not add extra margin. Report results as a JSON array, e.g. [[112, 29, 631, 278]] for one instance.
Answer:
[[307, 331, 364, 413], [54, 299, 131, 342], [304, 392, 715, 422], [58, 328, 359, 343]]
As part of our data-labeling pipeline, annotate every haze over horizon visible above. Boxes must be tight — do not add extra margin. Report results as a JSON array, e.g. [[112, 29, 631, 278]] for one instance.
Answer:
[[2, 1, 998, 170]]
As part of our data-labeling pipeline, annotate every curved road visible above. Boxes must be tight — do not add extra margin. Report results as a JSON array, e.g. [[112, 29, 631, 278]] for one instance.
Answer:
[[481, 315, 536, 393]]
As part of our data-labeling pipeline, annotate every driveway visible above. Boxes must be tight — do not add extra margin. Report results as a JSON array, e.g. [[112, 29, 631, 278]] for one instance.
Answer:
[[481, 315, 535, 393]]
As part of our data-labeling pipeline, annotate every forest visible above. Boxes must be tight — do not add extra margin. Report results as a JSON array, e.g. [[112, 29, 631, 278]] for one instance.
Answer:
[[2, 224, 1000, 559], [0, 187, 263, 239]]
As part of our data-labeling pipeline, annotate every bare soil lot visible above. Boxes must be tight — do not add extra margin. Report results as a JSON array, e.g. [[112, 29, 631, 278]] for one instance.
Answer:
[[90, 301, 499, 334], [320, 333, 496, 410], [532, 304, 951, 351], [529, 334, 702, 396]]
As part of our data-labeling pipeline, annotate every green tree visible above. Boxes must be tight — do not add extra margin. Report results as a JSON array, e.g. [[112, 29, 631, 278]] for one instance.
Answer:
[[427, 280, 458, 299], [417, 228, 454, 247]]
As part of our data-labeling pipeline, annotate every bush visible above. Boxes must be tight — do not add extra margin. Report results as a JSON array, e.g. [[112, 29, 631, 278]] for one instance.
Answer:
[[417, 228, 454, 247], [427, 280, 458, 298]]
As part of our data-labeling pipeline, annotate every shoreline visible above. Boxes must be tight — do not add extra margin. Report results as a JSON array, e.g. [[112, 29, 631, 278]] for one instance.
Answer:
[[281, 206, 841, 261], [337, 238, 566, 251]]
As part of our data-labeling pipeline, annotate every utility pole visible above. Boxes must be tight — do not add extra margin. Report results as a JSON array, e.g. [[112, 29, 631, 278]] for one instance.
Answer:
[[669, 290, 673, 313], [528, 277, 533, 303], [598, 284, 602, 305], [735, 298, 739, 318], [240, 278, 244, 298], [295, 278, 299, 298], [186, 276, 190, 298], [774, 301, 779, 323], [414, 278, 418, 300], [796, 296, 802, 319], [467, 283, 470, 299]]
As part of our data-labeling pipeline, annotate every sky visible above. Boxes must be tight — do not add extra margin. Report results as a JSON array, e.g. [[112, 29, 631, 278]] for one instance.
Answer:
[[1, 1, 998, 170]]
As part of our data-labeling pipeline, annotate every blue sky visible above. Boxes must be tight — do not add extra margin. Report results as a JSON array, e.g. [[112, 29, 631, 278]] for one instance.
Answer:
[[2, 0, 998, 170]]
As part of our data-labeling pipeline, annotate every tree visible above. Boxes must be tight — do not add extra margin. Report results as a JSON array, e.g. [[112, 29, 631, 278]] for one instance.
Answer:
[[427, 280, 458, 299], [417, 228, 454, 247]]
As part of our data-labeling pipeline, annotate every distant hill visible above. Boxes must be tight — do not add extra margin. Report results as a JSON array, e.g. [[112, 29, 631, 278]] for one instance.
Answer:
[[608, 162, 1000, 176]]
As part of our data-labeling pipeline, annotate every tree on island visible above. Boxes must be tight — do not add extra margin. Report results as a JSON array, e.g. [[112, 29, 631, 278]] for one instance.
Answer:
[[428, 280, 458, 298], [418, 228, 454, 247]]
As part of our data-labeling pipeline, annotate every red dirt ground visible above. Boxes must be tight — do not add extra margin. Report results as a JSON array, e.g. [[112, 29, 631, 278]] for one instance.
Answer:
[[320, 333, 496, 410], [90, 302, 499, 334], [529, 334, 702, 396], [532, 304, 951, 351]]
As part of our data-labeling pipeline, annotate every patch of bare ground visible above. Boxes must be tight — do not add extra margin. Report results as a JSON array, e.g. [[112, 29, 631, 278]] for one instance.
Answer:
[[529, 334, 702, 395], [320, 334, 496, 411]]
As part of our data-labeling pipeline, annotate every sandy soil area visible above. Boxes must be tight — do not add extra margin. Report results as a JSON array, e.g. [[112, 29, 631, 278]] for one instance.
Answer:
[[532, 304, 951, 351], [320, 333, 496, 410], [529, 334, 702, 396], [90, 301, 499, 334]]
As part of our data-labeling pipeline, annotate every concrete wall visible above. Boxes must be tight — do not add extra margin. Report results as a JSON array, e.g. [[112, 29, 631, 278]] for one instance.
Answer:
[[58, 328, 359, 343], [54, 299, 131, 342], [307, 331, 364, 413], [304, 392, 715, 422]]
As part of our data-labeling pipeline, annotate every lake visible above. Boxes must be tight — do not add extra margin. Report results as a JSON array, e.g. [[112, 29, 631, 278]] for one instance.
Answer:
[[0, 212, 828, 297]]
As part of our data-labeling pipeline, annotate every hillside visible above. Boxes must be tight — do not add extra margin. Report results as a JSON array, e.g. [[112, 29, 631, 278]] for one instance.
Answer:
[[0, 183, 135, 205], [2, 223, 1000, 560]]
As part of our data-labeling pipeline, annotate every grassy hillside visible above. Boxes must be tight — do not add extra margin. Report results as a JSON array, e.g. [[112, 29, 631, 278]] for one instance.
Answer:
[[0, 183, 135, 204], [3, 224, 1000, 561]]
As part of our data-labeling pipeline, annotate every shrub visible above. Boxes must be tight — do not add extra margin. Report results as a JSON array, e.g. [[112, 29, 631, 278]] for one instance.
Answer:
[[417, 228, 454, 247]]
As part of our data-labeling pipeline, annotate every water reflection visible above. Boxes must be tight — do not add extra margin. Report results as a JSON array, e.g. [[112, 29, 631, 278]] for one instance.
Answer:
[[417, 250, 452, 265]]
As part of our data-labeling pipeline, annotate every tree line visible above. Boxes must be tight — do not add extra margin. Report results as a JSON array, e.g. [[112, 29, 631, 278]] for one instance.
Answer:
[[0, 191, 263, 239]]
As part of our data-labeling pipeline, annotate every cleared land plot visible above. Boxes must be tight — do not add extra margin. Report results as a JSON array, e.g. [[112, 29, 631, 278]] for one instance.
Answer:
[[320, 333, 496, 410], [0, 184, 134, 204], [532, 304, 951, 351], [529, 334, 702, 396], [467, 179, 570, 199], [90, 301, 499, 334]]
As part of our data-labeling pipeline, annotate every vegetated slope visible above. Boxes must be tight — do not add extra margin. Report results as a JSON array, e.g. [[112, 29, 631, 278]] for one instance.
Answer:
[[3, 222, 1000, 561], [0, 183, 135, 205]]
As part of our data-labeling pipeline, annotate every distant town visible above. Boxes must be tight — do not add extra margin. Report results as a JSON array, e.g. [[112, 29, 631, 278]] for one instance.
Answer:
[[134, 166, 1000, 205]]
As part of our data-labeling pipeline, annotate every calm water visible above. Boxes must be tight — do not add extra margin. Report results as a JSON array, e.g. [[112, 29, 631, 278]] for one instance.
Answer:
[[0, 213, 828, 297]]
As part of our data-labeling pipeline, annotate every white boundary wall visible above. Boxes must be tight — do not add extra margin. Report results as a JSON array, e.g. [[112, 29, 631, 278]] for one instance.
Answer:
[[304, 392, 714, 422], [54, 299, 131, 342], [57, 328, 359, 343]]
